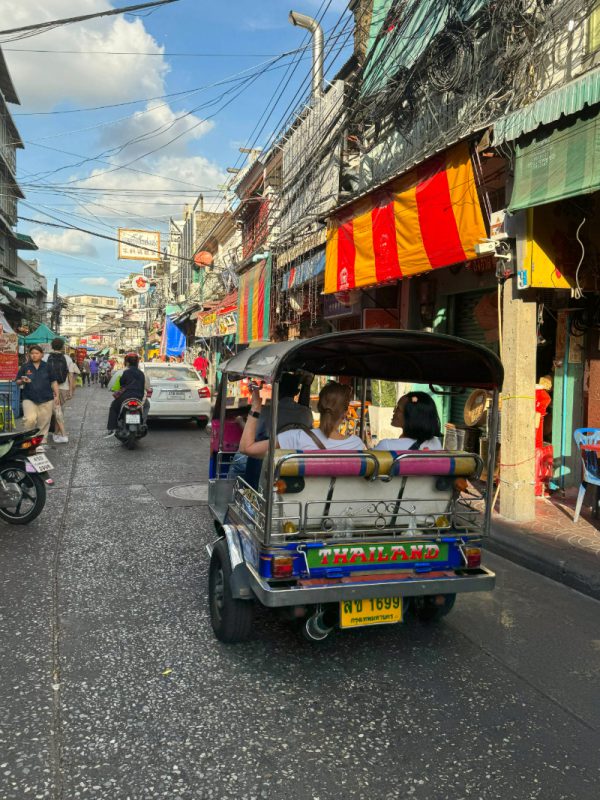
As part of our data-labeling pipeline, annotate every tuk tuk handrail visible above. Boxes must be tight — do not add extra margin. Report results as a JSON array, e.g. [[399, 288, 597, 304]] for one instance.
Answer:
[[273, 451, 381, 482], [389, 451, 485, 480]]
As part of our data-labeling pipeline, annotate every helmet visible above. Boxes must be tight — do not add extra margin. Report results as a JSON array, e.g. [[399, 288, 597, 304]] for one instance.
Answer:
[[124, 351, 139, 366]]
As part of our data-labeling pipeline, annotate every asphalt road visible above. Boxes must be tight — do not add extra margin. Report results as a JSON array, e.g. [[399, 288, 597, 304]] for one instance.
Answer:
[[1, 387, 599, 800]]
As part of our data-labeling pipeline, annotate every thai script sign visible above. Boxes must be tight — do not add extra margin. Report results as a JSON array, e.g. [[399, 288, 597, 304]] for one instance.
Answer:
[[118, 229, 161, 261]]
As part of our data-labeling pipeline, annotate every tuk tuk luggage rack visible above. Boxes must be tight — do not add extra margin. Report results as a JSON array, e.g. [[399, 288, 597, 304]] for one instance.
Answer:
[[231, 477, 485, 543]]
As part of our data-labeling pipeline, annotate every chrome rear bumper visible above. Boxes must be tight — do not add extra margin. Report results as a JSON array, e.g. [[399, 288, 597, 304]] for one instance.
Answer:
[[245, 564, 495, 608]]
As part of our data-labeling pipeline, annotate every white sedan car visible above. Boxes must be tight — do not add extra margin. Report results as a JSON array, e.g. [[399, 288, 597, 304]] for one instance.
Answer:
[[142, 363, 211, 427]]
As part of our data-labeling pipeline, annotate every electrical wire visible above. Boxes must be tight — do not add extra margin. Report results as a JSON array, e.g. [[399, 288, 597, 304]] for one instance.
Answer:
[[0, 0, 179, 41]]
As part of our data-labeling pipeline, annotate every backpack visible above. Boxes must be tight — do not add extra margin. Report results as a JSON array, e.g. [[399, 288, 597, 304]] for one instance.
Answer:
[[47, 352, 69, 385]]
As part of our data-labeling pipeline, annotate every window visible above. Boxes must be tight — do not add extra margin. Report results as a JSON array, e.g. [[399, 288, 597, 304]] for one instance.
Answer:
[[145, 367, 200, 382]]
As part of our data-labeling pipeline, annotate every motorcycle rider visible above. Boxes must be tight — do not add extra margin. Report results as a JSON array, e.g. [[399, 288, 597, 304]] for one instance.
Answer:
[[98, 357, 111, 388], [105, 353, 151, 437]]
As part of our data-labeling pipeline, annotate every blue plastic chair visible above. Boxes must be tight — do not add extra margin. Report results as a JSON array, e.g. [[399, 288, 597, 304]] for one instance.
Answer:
[[573, 428, 600, 523]]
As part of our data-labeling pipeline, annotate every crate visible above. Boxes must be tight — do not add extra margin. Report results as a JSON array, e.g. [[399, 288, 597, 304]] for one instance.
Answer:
[[444, 423, 482, 453], [0, 381, 19, 431]]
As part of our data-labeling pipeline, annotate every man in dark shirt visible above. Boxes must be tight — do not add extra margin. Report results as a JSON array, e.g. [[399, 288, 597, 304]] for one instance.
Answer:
[[16, 345, 59, 447]]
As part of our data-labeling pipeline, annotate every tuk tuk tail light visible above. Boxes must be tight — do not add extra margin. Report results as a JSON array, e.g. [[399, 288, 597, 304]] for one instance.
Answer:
[[464, 547, 481, 568], [272, 556, 294, 579], [454, 478, 468, 492], [274, 479, 287, 494]]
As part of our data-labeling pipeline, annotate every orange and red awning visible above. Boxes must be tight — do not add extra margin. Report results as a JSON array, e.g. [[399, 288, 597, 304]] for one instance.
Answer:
[[324, 142, 486, 294]]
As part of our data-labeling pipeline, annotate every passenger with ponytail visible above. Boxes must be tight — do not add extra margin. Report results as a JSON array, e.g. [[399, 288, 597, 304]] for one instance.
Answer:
[[241, 380, 365, 457]]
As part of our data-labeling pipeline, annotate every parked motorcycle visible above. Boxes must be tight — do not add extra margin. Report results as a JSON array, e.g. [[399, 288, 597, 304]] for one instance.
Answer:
[[115, 398, 148, 450], [0, 429, 51, 524]]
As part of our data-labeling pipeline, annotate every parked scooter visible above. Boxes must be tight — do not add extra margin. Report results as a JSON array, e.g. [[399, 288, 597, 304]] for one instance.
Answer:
[[115, 397, 148, 450], [0, 428, 51, 524]]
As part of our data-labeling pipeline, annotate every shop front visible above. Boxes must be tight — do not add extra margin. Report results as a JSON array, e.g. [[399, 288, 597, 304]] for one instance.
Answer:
[[496, 84, 600, 495], [196, 291, 238, 392]]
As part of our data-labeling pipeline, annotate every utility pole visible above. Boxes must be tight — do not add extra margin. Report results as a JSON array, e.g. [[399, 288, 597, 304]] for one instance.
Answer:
[[50, 279, 60, 332]]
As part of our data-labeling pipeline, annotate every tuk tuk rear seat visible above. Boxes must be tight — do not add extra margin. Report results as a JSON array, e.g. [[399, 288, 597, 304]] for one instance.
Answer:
[[271, 449, 480, 533]]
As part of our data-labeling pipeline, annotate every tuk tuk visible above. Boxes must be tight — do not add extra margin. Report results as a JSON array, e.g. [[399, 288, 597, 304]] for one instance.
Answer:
[[207, 329, 502, 643]]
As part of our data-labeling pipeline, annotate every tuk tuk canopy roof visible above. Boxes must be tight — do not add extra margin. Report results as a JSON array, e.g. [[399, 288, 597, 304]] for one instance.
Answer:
[[221, 330, 503, 389]]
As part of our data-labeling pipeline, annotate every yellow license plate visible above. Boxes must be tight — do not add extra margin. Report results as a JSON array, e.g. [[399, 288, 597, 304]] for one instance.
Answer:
[[339, 597, 403, 629]]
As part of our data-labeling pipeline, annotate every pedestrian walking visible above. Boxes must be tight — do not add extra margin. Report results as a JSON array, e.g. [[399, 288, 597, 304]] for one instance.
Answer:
[[16, 345, 60, 448], [44, 337, 78, 443], [89, 356, 99, 384], [81, 356, 91, 386], [193, 350, 209, 378]]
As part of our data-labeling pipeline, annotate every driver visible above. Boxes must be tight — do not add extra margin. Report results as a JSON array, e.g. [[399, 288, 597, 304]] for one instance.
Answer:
[[105, 353, 151, 437], [241, 381, 365, 456]]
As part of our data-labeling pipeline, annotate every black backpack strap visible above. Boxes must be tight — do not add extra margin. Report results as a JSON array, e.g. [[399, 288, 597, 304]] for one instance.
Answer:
[[408, 439, 424, 451]]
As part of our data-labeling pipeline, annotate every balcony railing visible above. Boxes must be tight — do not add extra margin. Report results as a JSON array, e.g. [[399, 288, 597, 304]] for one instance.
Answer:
[[242, 199, 270, 260]]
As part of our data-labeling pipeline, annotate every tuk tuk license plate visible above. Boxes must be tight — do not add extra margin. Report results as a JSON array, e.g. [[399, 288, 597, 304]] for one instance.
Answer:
[[125, 414, 141, 424], [26, 454, 54, 472], [340, 597, 402, 629]]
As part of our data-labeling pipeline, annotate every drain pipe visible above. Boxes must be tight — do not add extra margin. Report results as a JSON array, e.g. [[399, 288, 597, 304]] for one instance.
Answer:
[[289, 10, 324, 99]]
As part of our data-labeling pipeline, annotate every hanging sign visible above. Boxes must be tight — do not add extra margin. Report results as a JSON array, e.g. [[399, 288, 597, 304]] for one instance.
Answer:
[[0, 310, 18, 380], [130, 274, 151, 293], [118, 228, 161, 261]]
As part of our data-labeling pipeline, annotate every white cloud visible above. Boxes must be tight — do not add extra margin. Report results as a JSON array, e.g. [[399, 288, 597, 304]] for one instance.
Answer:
[[74, 153, 227, 220], [32, 228, 99, 257], [80, 276, 109, 286], [0, 1, 168, 110], [96, 102, 214, 162]]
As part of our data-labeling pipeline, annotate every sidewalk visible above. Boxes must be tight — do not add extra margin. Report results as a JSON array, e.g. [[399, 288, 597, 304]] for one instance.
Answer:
[[486, 489, 600, 601]]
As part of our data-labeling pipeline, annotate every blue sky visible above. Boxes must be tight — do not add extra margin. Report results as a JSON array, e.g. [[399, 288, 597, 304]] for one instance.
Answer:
[[1, 0, 352, 296]]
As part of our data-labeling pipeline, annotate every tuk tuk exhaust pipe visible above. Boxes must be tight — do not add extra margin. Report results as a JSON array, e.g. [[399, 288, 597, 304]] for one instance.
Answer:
[[304, 605, 334, 641]]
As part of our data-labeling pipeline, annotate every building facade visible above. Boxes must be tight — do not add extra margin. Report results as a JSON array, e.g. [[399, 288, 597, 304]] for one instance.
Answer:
[[61, 295, 120, 347]]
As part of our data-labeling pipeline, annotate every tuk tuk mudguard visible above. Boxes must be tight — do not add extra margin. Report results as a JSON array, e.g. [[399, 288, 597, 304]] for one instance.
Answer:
[[209, 526, 253, 600]]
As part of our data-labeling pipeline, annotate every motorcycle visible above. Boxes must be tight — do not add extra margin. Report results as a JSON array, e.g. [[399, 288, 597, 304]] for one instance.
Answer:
[[115, 397, 148, 450], [0, 428, 51, 524], [99, 366, 111, 388]]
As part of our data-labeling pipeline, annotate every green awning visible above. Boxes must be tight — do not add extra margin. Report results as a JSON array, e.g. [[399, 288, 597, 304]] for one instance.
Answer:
[[23, 323, 58, 344], [508, 110, 600, 212], [11, 232, 38, 251], [494, 68, 600, 144], [3, 280, 34, 298]]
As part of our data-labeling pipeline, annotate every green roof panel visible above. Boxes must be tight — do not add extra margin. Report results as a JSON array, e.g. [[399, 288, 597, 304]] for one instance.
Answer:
[[494, 68, 600, 144], [508, 109, 600, 212]]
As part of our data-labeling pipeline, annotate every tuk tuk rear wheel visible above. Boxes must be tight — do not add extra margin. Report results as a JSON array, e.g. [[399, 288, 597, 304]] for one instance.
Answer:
[[413, 593, 456, 623], [208, 538, 255, 643]]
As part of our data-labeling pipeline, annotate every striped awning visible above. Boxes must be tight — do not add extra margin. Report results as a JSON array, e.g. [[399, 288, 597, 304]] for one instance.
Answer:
[[324, 142, 486, 294], [237, 256, 272, 344]]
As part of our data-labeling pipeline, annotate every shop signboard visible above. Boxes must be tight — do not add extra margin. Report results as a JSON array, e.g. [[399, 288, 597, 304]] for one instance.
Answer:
[[362, 308, 400, 329], [0, 311, 18, 380], [196, 308, 237, 338], [323, 293, 361, 319], [117, 228, 161, 261]]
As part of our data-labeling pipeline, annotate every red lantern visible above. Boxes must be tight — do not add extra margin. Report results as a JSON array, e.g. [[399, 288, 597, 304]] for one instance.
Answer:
[[194, 251, 213, 267]]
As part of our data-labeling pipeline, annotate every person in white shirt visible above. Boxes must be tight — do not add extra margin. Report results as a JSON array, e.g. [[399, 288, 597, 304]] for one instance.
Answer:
[[241, 380, 365, 456], [375, 391, 443, 451]]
